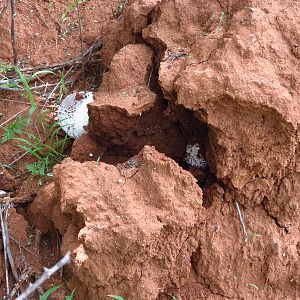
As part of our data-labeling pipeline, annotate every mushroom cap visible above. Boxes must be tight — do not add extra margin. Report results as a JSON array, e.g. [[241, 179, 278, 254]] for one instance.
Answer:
[[57, 91, 94, 139]]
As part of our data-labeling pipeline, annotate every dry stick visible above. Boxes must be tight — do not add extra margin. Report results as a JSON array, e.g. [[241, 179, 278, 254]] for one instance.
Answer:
[[20, 41, 102, 73], [0, 98, 59, 108], [0, 106, 28, 128], [10, 0, 18, 65], [0, 204, 19, 298], [0, 205, 10, 295], [0, 40, 101, 91], [3, 209, 19, 282], [235, 200, 248, 241], [0, 80, 74, 92], [15, 251, 71, 300], [76, 0, 86, 84], [10, 236, 41, 259], [40, 66, 74, 112]]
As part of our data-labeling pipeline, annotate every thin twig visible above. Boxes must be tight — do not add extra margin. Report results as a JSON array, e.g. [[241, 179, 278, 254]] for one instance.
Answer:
[[235, 200, 248, 241], [10, 0, 18, 64], [0, 98, 58, 108], [20, 39, 102, 73], [20, 56, 100, 74], [0, 204, 20, 298], [76, 0, 85, 83], [0, 106, 27, 128], [4, 209, 19, 282], [40, 66, 74, 112], [7, 151, 28, 167], [0, 205, 10, 295], [15, 251, 71, 300], [9, 269, 31, 299], [10, 236, 41, 259], [0, 80, 74, 92]]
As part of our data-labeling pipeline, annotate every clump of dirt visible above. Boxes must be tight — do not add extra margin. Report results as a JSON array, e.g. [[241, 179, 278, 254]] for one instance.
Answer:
[[99, 0, 161, 67], [86, 43, 187, 162], [70, 134, 107, 162], [30, 146, 204, 299], [0, 169, 17, 191]]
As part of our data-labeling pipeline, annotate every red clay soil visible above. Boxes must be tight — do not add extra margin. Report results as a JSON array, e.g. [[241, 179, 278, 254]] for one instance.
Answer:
[[31, 146, 204, 299], [0, 0, 300, 299]]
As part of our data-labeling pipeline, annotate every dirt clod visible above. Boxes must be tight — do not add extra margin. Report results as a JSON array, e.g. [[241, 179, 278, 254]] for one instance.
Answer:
[[0, 169, 17, 191], [30, 146, 203, 299]]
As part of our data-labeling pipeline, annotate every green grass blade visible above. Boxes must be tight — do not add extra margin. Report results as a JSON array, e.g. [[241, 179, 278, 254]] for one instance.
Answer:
[[61, 0, 84, 23], [13, 137, 40, 149], [0, 82, 21, 89], [65, 288, 76, 300], [16, 144, 43, 160], [59, 134, 68, 153], [107, 296, 125, 300], [39, 284, 62, 300], [13, 66, 37, 126], [29, 70, 56, 81]]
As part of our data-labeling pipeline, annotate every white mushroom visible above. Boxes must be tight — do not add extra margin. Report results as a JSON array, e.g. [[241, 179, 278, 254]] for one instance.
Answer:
[[57, 91, 94, 139]]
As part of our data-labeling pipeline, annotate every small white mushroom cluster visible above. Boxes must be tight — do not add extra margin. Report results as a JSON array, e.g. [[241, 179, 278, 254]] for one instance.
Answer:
[[184, 143, 207, 168], [57, 91, 94, 139]]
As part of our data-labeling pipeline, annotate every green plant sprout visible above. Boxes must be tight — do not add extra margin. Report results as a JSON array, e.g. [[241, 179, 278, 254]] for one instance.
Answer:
[[14, 117, 68, 176], [59, 68, 68, 100], [108, 295, 125, 300], [113, 1, 128, 19], [65, 288, 76, 300], [40, 285, 62, 300], [95, 156, 101, 166], [245, 283, 259, 290], [48, 1, 55, 11], [248, 231, 262, 239], [1, 115, 27, 143], [61, 0, 86, 23], [0, 64, 37, 125], [39, 285, 75, 300], [217, 11, 225, 32]]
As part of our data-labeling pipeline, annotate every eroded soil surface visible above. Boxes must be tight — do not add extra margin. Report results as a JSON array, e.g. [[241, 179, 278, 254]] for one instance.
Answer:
[[0, 0, 300, 299]]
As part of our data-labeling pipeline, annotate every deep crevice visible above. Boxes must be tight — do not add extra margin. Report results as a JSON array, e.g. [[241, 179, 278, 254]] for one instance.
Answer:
[[261, 197, 288, 232]]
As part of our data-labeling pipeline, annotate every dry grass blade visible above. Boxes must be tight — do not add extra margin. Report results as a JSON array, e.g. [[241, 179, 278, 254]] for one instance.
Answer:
[[235, 200, 248, 241], [0, 204, 19, 296], [76, 0, 85, 82]]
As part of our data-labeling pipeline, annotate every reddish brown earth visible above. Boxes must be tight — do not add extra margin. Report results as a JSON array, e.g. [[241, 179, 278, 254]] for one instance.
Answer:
[[31, 146, 204, 299], [0, 0, 300, 299]]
